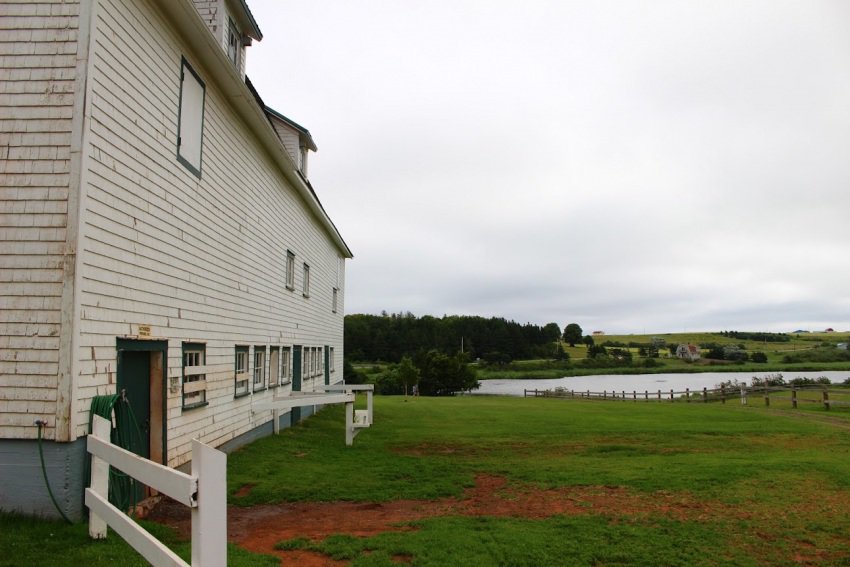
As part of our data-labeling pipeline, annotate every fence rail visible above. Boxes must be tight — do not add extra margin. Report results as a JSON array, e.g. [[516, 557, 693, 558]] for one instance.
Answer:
[[524, 384, 850, 410], [86, 414, 226, 566]]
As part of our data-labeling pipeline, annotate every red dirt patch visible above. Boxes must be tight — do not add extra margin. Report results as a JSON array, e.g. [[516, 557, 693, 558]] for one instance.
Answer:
[[148, 474, 738, 565], [233, 483, 255, 498]]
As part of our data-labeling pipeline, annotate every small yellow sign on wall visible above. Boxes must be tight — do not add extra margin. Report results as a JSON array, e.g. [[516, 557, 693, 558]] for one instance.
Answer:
[[138, 325, 151, 337]]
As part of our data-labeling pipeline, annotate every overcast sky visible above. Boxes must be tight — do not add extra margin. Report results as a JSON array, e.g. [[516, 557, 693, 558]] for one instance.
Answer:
[[245, 1, 850, 334]]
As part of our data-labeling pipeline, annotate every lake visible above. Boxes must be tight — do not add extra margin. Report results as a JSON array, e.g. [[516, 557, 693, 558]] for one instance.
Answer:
[[473, 370, 850, 397]]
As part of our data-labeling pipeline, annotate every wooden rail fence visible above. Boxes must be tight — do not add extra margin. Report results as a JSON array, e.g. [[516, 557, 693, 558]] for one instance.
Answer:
[[524, 384, 850, 410]]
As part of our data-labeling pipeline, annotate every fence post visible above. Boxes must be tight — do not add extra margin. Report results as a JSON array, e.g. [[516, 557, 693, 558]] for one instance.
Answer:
[[633, 391, 637, 402], [721, 385, 725, 404], [657, 390, 661, 402], [703, 387, 708, 403], [88, 415, 110, 540], [670, 389, 674, 402], [191, 439, 227, 567], [645, 390, 648, 401], [823, 389, 830, 410], [740, 384, 747, 406], [345, 401, 355, 445], [791, 388, 797, 409], [764, 386, 770, 407], [685, 388, 690, 403]]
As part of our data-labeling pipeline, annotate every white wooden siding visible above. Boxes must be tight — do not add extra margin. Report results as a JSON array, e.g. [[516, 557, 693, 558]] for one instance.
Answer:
[[0, 1, 80, 439], [270, 120, 302, 167], [69, 0, 346, 466]]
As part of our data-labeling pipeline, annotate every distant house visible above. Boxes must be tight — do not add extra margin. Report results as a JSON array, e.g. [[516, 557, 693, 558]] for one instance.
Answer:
[[0, 0, 352, 520], [592, 330, 605, 336], [676, 344, 701, 361], [825, 328, 835, 333]]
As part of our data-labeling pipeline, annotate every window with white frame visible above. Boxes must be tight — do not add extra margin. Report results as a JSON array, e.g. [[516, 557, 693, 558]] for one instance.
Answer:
[[269, 346, 280, 388], [253, 346, 266, 391], [177, 57, 205, 177], [285, 250, 295, 290], [329, 347, 335, 373], [302, 263, 310, 298], [227, 18, 241, 68], [234, 345, 249, 397], [182, 342, 207, 409], [281, 346, 291, 384]]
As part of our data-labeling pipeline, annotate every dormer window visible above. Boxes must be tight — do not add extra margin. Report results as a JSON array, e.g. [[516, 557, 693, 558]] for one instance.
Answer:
[[227, 18, 241, 68]]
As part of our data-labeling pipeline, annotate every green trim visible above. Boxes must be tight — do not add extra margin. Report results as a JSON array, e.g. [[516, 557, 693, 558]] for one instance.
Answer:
[[176, 56, 205, 179], [115, 338, 168, 466], [252, 345, 267, 393], [234, 345, 249, 398], [292, 346, 302, 423], [285, 250, 295, 291], [269, 346, 281, 388], [324, 345, 330, 385], [302, 263, 310, 298], [181, 342, 207, 410]]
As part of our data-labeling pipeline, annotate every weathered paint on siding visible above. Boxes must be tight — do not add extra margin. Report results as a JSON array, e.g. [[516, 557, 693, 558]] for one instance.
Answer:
[[0, 1, 81, 440], [69, 0, 346, 467]]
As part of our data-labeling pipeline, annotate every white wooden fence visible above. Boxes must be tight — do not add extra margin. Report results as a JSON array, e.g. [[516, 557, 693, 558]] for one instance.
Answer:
[[86, 414, 227, 567], [253, 383, 375, 446]]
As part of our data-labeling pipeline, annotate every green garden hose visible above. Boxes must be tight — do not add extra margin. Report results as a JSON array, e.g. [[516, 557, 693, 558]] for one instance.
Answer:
[[88, 394, 145, 514], [36, 421, 73, 524]]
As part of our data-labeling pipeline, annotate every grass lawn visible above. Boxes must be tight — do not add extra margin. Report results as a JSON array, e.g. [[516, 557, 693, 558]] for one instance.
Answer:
[[226, 396, 850, 565], [6, 395, 850, 565]]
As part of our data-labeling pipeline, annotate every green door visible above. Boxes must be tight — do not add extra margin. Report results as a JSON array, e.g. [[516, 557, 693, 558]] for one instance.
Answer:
[[117, 350, 151, 460], [114, 339, 166, 506], [324, 346, 330, 385], [292, 345, 302, 423]]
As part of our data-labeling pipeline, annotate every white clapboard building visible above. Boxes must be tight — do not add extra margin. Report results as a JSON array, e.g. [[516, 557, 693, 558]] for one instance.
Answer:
[[0, 0, 352, 519]]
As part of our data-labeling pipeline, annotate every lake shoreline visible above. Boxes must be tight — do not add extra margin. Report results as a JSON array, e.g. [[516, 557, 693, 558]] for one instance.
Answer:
[[472, 370, 850, 397], [477, 362, 850, 381]]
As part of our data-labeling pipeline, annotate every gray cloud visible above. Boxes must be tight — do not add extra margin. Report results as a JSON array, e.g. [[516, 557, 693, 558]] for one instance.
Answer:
[[248, 0, 850, 333]]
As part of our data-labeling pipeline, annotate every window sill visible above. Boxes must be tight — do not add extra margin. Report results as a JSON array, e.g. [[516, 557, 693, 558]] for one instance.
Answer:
[[234, 391, 250, 399], [253, 386, 267, 394], [182, 401, 209, 411]]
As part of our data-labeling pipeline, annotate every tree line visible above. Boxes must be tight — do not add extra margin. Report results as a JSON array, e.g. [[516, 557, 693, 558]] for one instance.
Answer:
[[345, 312, 562, 363]]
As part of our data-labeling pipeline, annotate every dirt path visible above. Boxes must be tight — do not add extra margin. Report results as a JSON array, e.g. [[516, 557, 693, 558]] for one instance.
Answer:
[[148, 475, 738, 566]]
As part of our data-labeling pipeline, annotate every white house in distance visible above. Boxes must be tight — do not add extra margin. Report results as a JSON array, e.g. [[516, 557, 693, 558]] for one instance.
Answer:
[[0, 0, 352, 519], [675, 344, 701, 362]]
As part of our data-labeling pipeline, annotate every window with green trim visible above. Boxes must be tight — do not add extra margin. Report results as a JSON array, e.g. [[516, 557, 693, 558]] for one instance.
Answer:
[[269, 346, 280, 388], [234, 345, 249, 397], [302, 263, 310, 298], [182, 342, 207, 409], [253, 346, 266, 391], [177, 57, 205, 177], [285, 251, 295, 290], [281, 346, 291, 385]]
